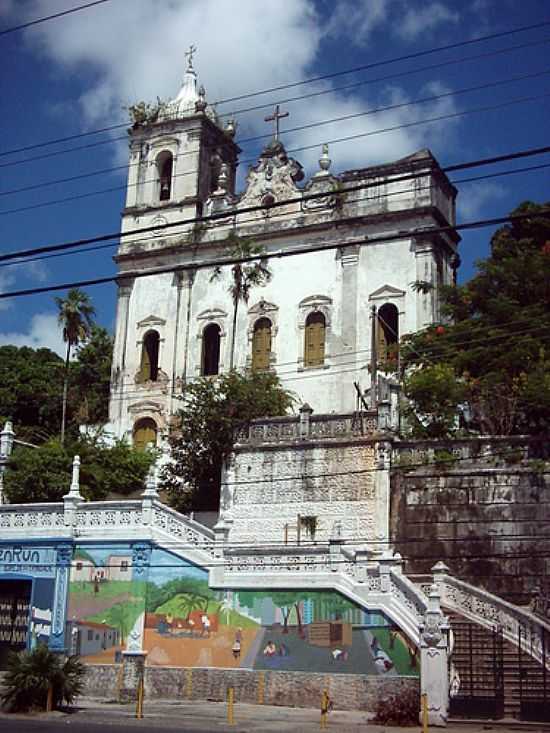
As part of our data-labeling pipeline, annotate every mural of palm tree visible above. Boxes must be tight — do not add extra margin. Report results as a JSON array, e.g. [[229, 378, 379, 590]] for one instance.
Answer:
[[109, 604, 132, 646], [55, 288, 95, 443], [210, 234, 272, 370], [179, 593, 206, 622], [218, 597, 233, 626]]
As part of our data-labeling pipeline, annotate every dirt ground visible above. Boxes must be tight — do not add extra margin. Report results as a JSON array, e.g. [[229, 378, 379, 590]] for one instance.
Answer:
[[144, 626, 260, 667]]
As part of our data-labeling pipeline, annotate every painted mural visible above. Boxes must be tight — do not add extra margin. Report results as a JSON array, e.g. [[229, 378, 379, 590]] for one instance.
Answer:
[[67, 544, 419, 676]]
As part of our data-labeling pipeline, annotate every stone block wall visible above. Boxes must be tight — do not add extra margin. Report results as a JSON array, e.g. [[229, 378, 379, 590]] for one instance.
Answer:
[[139, 666, 418, 713], [390, 438, 550, 604]]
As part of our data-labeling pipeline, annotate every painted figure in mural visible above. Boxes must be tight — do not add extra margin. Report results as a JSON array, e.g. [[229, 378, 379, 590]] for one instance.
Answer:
[[200, 613, 211, 637], [263, 640, 277, 656], [232, 638, 241, 659], [370, 635, 380, 656], [278, 642, 289, 657]]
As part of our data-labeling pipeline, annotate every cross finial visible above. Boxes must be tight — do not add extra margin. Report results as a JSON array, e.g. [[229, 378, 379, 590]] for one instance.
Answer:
[[185, 44, 197, 70], [264, 104, 289, 141]]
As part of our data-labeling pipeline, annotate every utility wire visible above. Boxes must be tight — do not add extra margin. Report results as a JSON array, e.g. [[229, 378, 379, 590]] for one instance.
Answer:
[[0, 0, 112, 36], [2, 159, 549, 272], [1, 209, 550, 300], [2, 90, 549, 217], [0, 23, 550, 157], [2, 142, 549, 261], [3, 68, 549, 199]]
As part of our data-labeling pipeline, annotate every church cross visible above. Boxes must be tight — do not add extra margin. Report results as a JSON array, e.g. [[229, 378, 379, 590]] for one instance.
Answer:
[[185, 44, 197, 70], [264, 104, 289, 141]]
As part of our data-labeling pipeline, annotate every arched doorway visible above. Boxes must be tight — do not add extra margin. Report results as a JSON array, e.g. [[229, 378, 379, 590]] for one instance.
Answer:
[[202, 323, 221, 376], [133, 418, 157, 450]]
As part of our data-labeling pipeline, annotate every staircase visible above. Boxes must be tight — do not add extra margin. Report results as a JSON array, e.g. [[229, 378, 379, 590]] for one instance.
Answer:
[[448, 610, 548, 720]]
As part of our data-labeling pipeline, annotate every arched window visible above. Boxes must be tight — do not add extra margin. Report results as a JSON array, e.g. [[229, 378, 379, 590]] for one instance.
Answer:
[[157, 151, 173, 201], [304, 311, 326, 367], [139, 330, 160, 382], [202, 323, 221, 376], [251, 317, 272, 371], [377, 303, 399, 364], [133, 418, 157, 451]]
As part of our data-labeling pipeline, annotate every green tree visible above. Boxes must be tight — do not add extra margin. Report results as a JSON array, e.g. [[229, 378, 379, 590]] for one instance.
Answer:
[[0, 345, 64, 439], [55, 288, 96, 444], [72, 326, 113, 425], [4, 435, 155, 503], [401, 201, 550, 437], [210, 233, 272, 369], [160, 370, 294, 512]]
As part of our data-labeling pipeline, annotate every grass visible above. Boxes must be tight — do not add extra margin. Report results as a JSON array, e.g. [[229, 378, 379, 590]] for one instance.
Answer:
[[154, 594, 259, 628], [371, 627, 419, 676]]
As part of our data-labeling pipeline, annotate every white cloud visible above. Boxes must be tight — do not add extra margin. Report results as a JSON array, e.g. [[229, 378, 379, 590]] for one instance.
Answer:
[[0, 312, 65, 355], [11, 0, 460, 176], [396, 2, 459, 41], [457, 181, 506, 221], [0, 261, 48, 311]]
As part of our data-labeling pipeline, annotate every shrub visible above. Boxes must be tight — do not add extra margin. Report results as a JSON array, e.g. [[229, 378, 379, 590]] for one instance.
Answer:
[[1, 644, 85, 712]]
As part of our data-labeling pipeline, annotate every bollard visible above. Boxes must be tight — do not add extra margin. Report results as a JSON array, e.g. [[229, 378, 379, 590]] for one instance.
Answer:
[[320, 688, 331, 729], [46, 684, 53, 712], [136, 675, 144, 720], [227, 686, 235, 726], [421, 692, 428, 733], [185, 669, 193, 699], [257, 671, 265, 705]]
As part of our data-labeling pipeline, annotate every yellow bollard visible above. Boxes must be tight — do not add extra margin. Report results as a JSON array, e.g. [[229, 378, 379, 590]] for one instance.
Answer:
[[46, 684, 53, 712], [257, 671, 265, 705], [227, 686, 235, 726], [320, 688, 331, 729], [185, 669, 193, 700], [421, 692, 428, 733], [136, 676, 144, 720]]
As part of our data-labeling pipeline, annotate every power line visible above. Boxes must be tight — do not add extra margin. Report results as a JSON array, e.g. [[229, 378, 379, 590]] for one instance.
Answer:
[[3, 34, 549, 169], [1, 208, 550, 300], [2, 142, 549, 261], [0, 0, 112, 37], [4, 69, 550, 196], [4, 68, 549, 199], [2, 90, 549, 217], [213, 20, 550, 105], [2, 159, 549, 272]]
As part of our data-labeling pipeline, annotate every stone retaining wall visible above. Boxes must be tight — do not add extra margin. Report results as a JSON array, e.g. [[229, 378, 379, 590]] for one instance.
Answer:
[[83, 664, 419, 714]]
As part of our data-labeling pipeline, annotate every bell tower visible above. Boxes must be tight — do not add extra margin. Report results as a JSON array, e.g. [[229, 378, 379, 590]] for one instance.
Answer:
[[121, 48, 240, 237]]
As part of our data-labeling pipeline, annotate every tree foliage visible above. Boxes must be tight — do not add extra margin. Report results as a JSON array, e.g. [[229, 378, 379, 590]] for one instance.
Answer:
[[72, 326, 113, 425], [1, 645, 84, 712], [401, 202, 550, 436], [160, 370, 295, 512], [4, 434, 155, 503]]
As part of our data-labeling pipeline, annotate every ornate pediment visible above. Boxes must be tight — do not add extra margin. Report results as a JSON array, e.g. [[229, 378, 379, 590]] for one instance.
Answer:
[[248, 299, 278, 316], [197, 308, 228, 321], [298, 294, 333, 309], [238, 140, 304, 212], [369, 284, 406, 300], [128, 400, 164, 415], [137, 314, 166, 329]]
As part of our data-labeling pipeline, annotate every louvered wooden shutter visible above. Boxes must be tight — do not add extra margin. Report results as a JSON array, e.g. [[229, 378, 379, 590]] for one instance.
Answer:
[[252, 318, 272, 370], [304, 312, 326, 367]]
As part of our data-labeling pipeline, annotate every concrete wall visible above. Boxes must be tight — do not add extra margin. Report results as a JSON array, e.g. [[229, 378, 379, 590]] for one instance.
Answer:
[[390, 438, 550, 604]]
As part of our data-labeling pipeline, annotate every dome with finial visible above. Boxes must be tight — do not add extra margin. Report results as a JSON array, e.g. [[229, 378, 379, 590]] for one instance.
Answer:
[[160, 45, 220, 125]]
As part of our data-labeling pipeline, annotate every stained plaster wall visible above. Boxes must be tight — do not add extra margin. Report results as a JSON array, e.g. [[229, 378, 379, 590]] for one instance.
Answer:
[[390, 439, 550, 604]]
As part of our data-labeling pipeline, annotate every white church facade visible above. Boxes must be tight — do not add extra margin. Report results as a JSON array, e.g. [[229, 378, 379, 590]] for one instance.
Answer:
[[107, 55, 459, 449]]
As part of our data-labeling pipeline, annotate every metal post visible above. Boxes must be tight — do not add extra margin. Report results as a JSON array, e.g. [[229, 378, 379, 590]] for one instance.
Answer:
[[227, 686, 235, 725], [46, 684, 53, 712], [370, 305, 377, 409], [421, 692, 428, 732], [320, 689, 330, 729], [136, 676, 144, 719]]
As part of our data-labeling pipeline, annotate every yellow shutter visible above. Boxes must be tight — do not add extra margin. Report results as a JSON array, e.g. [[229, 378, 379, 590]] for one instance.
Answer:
[[133, 420, 157, 450], [304, 312, 326, 367], [377, 314, 389, 363], [252, 318, 272, 370]]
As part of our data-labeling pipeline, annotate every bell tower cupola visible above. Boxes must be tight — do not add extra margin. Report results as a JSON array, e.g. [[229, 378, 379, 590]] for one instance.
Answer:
[[121, 46, 240, 240]]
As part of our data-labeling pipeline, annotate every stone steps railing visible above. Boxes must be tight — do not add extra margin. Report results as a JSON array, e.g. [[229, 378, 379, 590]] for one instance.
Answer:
[[430, 562, 550, 668]]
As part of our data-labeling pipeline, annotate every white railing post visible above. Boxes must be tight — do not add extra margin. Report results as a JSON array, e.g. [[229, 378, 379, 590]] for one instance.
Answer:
[[63, 455, 83, 530], [420, 583, 449, 727], [141, 465, 159, 525]]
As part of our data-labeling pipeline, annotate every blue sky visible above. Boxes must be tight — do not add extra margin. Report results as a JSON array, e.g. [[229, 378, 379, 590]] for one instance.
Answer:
[[0, 0, 548, 355]]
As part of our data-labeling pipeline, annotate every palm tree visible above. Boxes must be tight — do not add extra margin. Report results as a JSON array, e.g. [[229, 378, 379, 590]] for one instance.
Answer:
[[55, 288, 95, 443], [210, 233, 272, 369]]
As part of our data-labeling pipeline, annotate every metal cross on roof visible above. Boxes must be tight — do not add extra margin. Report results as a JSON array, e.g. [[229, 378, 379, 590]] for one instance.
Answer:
[[185, 44, 197, 70], [264, 104, 289, 141]]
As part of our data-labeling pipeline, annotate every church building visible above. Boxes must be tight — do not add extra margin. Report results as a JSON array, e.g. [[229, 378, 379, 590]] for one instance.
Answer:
[[107, 53, 459, 449]]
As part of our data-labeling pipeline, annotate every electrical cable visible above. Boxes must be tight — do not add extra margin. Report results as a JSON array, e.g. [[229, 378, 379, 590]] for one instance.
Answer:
[[0, 0, 112, 36], [3, 66, 550, 199], [2, 142, 549, 261], [0, 21, 550, 157], [1, 208, 549, 300]]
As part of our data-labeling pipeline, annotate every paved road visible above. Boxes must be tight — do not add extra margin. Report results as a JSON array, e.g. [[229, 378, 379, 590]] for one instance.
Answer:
[[1, 700, 549, 733]]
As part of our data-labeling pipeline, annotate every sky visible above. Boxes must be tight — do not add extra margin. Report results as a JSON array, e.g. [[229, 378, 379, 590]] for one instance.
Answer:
[[0, 0, 548, 356]]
